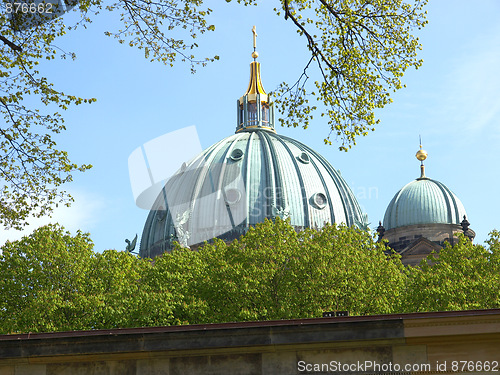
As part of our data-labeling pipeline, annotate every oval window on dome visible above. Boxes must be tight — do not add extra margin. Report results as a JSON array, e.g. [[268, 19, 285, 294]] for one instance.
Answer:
[[311, 192, 327, 209], [297, 152, 310, 164], [225, 188, 242, 205], [230, 148, 244, 161]]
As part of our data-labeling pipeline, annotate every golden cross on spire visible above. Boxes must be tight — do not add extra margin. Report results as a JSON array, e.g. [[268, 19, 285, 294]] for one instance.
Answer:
[[251, 25, 259, 60]]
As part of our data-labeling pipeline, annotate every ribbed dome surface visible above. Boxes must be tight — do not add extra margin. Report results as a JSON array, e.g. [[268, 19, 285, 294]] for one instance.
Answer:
[[383, 177, 466, 230], [140, 130, 368, 257]]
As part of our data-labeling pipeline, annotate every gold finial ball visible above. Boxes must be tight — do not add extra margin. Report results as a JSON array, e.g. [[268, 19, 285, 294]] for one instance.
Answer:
[[251, 51, 259, 59], [416, 148, 428, 161]]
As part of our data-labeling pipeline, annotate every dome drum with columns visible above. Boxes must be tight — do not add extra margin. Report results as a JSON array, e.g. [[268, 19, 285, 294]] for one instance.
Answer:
[[139, 28, 368, 258], [378, 144, 475, 266]]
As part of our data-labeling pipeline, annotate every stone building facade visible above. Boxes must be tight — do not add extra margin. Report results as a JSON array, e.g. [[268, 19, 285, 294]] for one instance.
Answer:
[[1, 309, 499, 375]]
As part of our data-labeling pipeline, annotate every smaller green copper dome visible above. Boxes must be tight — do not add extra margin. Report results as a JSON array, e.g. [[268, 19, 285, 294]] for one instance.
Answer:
[[383, 177, 467, 230]]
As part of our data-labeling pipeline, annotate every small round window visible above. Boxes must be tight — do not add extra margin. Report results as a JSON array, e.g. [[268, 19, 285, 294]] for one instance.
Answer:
[[230, 148, 244, 161], [225, 188, 242, 205], [312, 192, 327, 209], [298, 152, 310, 164]]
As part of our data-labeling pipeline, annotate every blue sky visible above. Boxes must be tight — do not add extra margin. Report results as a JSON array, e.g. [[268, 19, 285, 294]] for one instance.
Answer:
[[1, 0, 499, 251]]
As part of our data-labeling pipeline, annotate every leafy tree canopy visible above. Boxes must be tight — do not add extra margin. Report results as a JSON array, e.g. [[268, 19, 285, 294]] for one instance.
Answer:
[[400, 231, 500, 312], [1, 219, 499, 335], [0, 0, 427, 228], [269, 0, 428, 149], [193, 218, 405, 323]]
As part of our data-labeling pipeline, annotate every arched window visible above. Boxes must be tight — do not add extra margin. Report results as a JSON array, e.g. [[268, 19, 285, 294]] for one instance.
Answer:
[[262, 103, 269, 125], [247, 102, 257, 126], [239, 104, 244, 127]]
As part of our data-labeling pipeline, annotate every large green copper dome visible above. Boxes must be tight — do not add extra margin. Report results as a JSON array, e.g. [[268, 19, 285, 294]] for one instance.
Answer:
[[383, 177, 467, 230], [139, 44, 367, 257], [139, 129, 368, 257]]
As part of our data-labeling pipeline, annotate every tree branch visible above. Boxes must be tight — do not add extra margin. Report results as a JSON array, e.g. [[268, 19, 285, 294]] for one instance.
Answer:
[[0, 35, 22, 52], [282, 1, 339, 76]]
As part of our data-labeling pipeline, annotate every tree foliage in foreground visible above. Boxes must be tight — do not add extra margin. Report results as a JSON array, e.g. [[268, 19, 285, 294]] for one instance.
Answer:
[[194, 218, 405, 323], [1, 0, 427, 228], [2, 218, 497, 335], [400, 232, 500, 312], [269, 0, 428, 149], [0, 0, 216, 229]]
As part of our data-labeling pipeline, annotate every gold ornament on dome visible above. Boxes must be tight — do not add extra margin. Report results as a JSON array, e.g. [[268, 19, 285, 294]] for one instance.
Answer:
[[416, 138, 428, 179], [416, 148, 427, 161]]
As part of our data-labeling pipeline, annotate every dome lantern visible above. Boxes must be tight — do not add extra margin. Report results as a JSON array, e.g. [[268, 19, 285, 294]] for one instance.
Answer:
[[236, 26, 275, 133]]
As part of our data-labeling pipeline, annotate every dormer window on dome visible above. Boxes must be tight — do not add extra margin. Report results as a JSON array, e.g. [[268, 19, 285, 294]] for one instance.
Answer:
[[236, 26, 275, 133]]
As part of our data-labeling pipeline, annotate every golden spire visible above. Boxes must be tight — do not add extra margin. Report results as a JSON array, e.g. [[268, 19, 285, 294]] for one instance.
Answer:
[[236, 27, 275, 133], [241, 26, 267, 101], [416, 136, 428, 179]]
